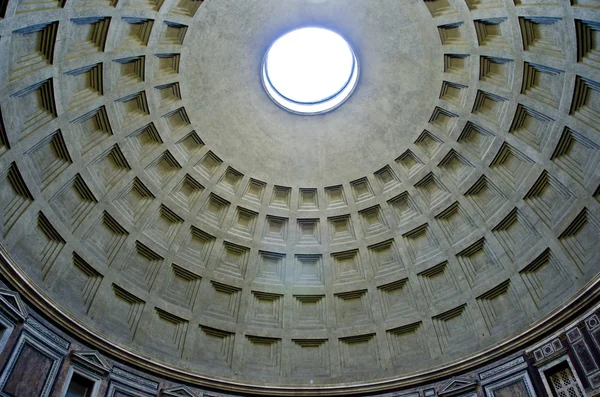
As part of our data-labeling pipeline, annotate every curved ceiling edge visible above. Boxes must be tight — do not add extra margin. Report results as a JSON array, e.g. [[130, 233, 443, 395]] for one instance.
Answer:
[[1, 243, 599, 396]]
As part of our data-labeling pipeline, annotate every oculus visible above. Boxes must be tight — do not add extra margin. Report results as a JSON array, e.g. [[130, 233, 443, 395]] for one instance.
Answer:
[[262, 27, 359, 115]]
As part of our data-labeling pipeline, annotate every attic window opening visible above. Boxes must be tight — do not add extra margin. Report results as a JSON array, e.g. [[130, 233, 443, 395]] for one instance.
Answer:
[[262, 27, 359, 115]]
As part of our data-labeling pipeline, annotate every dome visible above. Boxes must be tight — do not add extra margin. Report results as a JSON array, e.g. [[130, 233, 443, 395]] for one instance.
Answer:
[[0, 0, 599, 395]]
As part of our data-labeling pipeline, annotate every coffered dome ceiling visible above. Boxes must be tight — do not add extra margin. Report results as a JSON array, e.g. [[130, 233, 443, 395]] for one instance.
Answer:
[[0, 0, 599, 394]]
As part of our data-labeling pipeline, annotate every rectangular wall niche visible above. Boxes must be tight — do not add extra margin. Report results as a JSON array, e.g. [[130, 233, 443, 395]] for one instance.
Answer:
[[0, 318, 69, 397], [64, 373, 96, 396], [59, 359, 106, 397], [484, 371, 536, 397]]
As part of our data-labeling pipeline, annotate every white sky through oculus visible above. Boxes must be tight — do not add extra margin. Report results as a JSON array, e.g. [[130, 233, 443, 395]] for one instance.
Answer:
[[265, 27, 354, 104]]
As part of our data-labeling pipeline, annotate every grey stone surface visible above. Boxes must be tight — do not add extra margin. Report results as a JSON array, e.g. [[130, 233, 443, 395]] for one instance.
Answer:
[[0, 0, 599, 389]]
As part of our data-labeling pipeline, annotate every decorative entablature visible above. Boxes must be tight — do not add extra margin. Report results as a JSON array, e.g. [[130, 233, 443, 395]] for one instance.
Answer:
[[0, 288, 27, 324], [0, 286, 28, 355], [527, 302, 600, 394], [24, 315, 70, 353], [71, 350, 111, 377], [478, 356, 526, 381], [530, 336, 565, 366], [438, 378, 479, 397], [107, 366, 159, 397], [476, 355, 536, 397], [566, 313, 600, 389], [160, 385, 198, 396]]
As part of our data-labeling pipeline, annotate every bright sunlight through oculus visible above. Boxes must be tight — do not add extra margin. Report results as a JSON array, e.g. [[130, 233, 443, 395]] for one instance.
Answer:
[[262, 27, 359, 115]]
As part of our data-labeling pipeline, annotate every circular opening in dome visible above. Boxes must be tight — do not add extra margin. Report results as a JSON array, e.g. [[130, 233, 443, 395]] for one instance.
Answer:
[[262, 27, 359, 115]]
